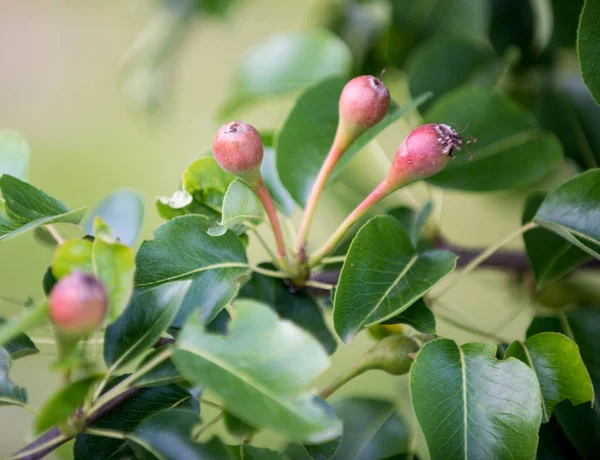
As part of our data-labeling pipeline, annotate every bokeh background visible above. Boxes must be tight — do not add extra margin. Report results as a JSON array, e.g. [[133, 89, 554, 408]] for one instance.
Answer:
[[0, 1, 589, 458]]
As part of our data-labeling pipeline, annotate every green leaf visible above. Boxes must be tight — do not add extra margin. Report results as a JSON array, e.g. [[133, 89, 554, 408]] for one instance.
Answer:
[[128, 409, 228, 460], [0, 348, 27, 407], [0, 302, 49, 349], [52, 239, 94, 279], [333, 216, 456, 343], [208, 179, 263, 237], [527, 311, 600, 457], [223, 411, 257, 440], [228, 446, 288, 460], [183, 156, 235, 208], [410, 339, 543, 460], [0, 175, 87, 242], [173, 300, 342, 444], [84, 189, 145, 247], [388, 202, 433, 247], [261, 145, 295, 217], [135, 215, 250, 325], [277, 76, 431, 206], [523, 192, 590, 288], [35, 374, 101, 434], [0, 318, 38, 359], [135, 347, 183, 388], [406, 35, 496, 112], [92, 220, 136, 322], [104, 281, 190, 372], [220, 30, 352, 118], [74, 379, 196, 460], [534, 170, 600, 259], [536, 416, 583, 460], [381, 298, 436, 334], [424, 88, 563, 191], [0, 130, 29, 181], [578, 0, 600, 105], [506, 332, 594, 422], [239, 267, 337, 355]]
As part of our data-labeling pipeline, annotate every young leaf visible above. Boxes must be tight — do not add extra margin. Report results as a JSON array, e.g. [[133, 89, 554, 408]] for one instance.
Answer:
[[0, 318, 38, 359], [0, 130, 29, 181], [35, 374, 101, 434], [74, 379, 196, 460], [173, 300, 342, 444], [239, 267, 337, 354], [104, 281, 190, 372], [134, 215, 250, 325], [219, 29, 352, 118], [522, 192, 590, 288], [277, 76, 431, 207], [84, 189, 145, 247], [182, 156, 235, 207], [534, 169, 600, 259], [92, 219, 136, 322], [0, 348, 27, 407], [410, 339, 542, 460], [333, 216, 456, 343], [208, 179, 264, 237], [424, 88, 563, 191], [0, 175, 87, 242], [51, 239, 94, 280], [381, 298, 436, 334], [578, 0, 600, 104], [506, 332, 594, 422]]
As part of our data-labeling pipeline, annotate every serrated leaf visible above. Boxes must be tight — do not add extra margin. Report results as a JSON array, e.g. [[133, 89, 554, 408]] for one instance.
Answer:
[[74, 378, 196, 460], [0, 348, 27, 407], [35, 374, 101, 434], [424, 88, 563, 191], [0, 175, 87, 242], [135, 215, 250, 325], [523, 192, 590, 288], [333, 216, 455, 343], [0, 318, 38, 359], [84, 189, 144, 247], [578, 0, 600, 105], [277, 76, 431, 206], [104, 281, 190, 372], [208, 179, 263, 237], [506, 332, 594, 422], [173, 300, 342, 444], [410, 339, 542, 460], [219, 30, 352, 118], [0, 130, 29, 181], [239, 267, 337, 355]]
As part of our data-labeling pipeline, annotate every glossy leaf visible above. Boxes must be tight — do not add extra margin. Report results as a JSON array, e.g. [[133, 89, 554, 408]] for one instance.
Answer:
[[220, 30, 352, 117], [406, 35, 496, 112], [51, 239, 94, 279], [0, 318, 38, 359], [410, 339, 542, 460], [128, 409, 228, 460], [208, 179, 263, 237], [534, 169, 600, 259], [523, 192, 590, 288], [527, 311, 600, 457], [261, 146, 295, 217], [333, 216, 456, 343], [0, 348, 27, 407], [35, 374, 101, 434], [578, 0, 600, 104], [506, 332, 594, 422], [135, 347, 183, 388], [92, 220, 136, 322], [74, 379, 196, 460], [0, 175, 87, 242], [104, 281, 190, 372], [277, 76, 431, 206], [239, 268, 337, 354], [135, 215, 250, 325], [173, 300, 342, 444], [424, 88, 563, 191], [84, 189, 144, 247], [381, 298, 436, 334], [387, 202, 433, 247], [0, 130, 29, 181]]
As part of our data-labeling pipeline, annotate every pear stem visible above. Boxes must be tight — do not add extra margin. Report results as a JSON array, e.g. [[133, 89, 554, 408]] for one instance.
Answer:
[[255, 179, 288, 264]]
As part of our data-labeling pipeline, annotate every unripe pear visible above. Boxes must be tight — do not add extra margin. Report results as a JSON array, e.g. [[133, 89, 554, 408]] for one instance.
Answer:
[[387, 123, 465, 187], [213, 121, 264, 186], [49, 272, 108, 337], [357, 335, 419, 376], [339, 75, 390, 134]]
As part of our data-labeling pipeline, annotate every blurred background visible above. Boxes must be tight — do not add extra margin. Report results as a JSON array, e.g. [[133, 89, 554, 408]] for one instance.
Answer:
[[0, 0, 596, 458]]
